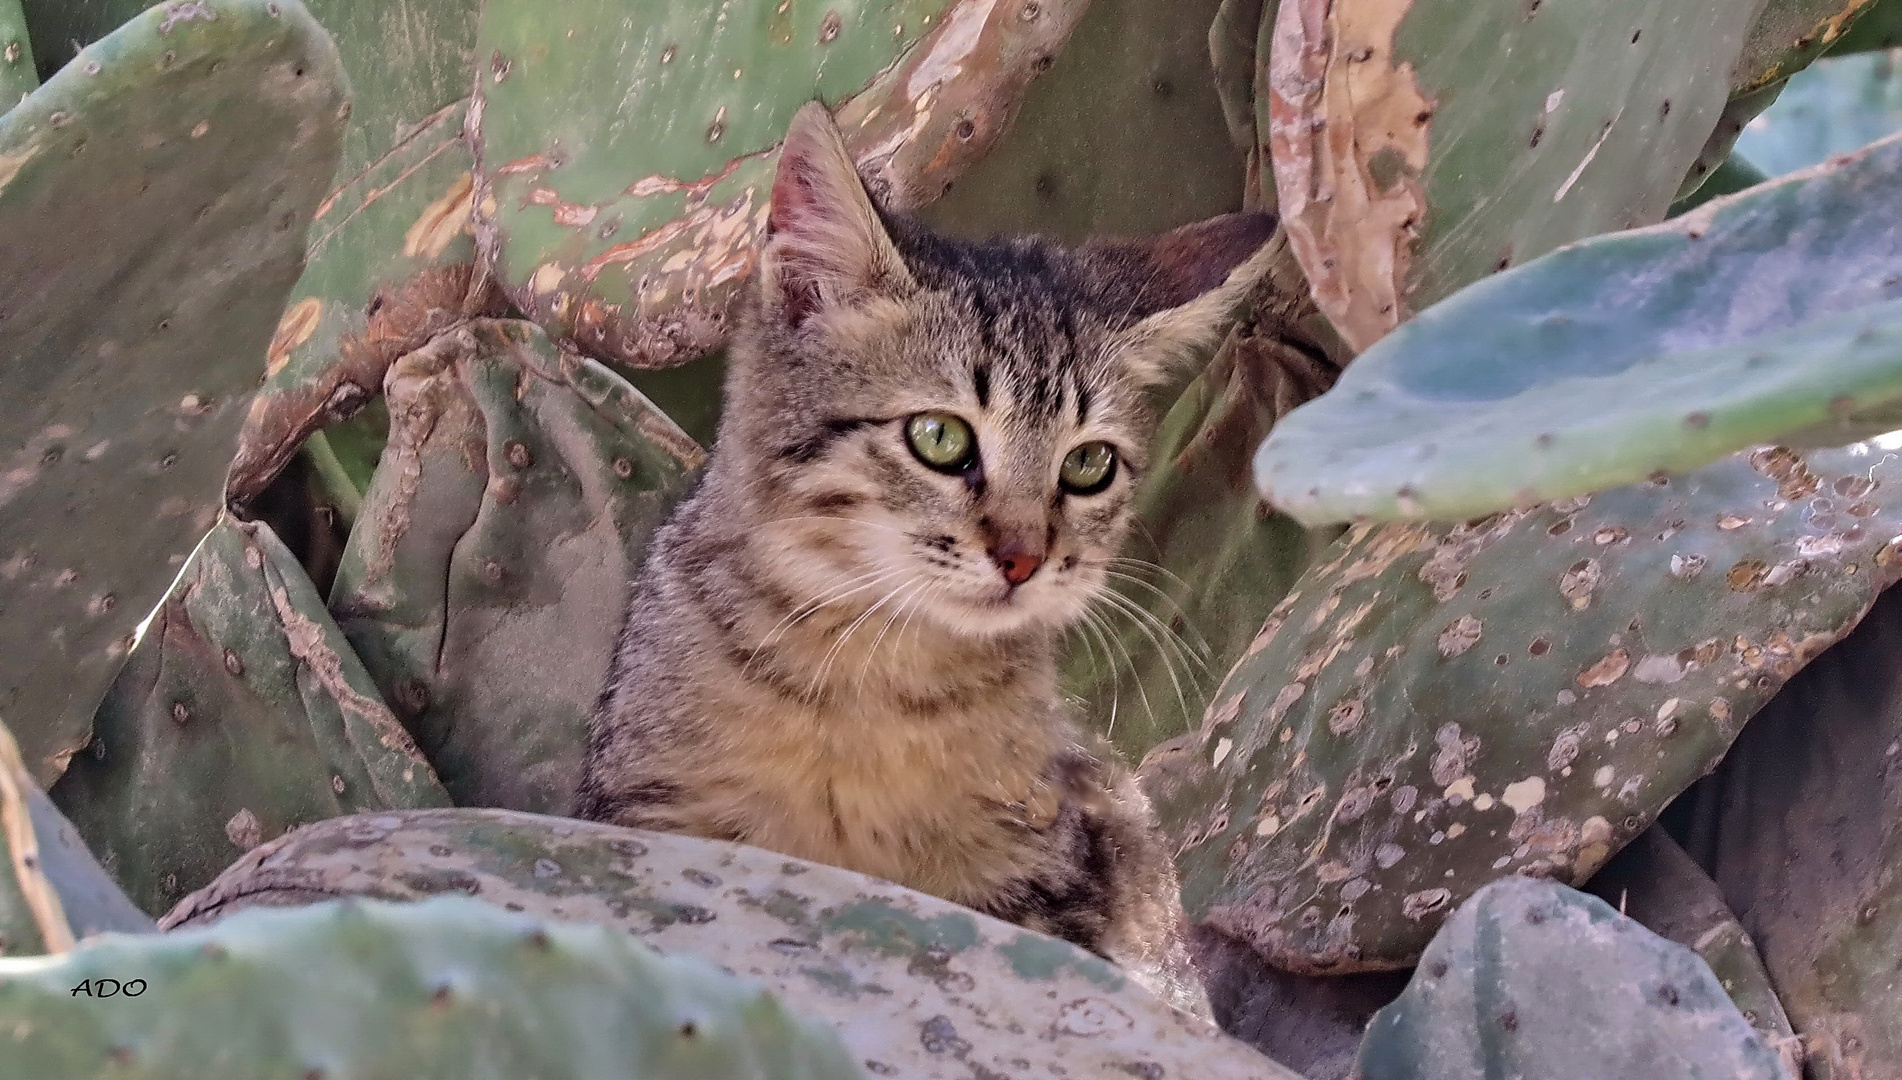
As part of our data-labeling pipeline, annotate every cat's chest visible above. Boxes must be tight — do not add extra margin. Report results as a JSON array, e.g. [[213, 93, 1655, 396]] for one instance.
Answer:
[[696, 681, 1066, 901]]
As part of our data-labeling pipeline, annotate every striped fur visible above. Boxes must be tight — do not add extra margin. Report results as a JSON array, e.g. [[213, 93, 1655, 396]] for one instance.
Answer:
[[576, 103, 1273, 1018]]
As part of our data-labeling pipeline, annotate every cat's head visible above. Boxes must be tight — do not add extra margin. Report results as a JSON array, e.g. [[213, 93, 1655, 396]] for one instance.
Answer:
[[721, 102, 1274, 640]]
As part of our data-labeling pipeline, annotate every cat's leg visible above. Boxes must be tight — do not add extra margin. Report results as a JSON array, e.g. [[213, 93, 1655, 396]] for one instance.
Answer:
[[976, 754, 1214, 1021], [1091, 773, 1216, 1022]]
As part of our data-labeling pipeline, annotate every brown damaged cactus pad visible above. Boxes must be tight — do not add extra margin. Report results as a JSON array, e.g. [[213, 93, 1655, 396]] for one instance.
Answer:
[[469, 0, 1089, 371], [225, 0, 497, 505], [1142, 440, 1902, 973], [1267, 0, 1761, 352]]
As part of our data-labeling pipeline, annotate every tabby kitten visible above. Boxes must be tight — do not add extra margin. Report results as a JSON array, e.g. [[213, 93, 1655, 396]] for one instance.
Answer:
[[575, 102, 1272, 1017]]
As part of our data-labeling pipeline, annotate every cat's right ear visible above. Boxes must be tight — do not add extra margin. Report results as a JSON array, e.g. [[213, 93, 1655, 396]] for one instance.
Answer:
[[757, 102, 915, 331]]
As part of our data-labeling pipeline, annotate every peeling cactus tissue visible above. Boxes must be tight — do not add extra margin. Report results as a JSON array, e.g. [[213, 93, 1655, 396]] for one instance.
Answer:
[[2, 0, 1901, 1078]]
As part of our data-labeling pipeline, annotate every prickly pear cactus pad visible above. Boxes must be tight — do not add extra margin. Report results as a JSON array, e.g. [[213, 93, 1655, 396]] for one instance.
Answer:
[[1267, 0, 1761, 353], [1666, 582, 1902, 1079], [920, 0, 1245, 241], [163, 808, 1301, 1080], [1256, 130, 1902, 526], [328, 319, 702, 813], [1584, 829, 1801, 1075], [225, 0, 494, 505], [1143, 441, 1902, 974], [0, 895, 867, 1080], [1734, 45, 1902, 176], [0, 0, 33, 108], [469, 0, 1088, 371], [1730, 0, 1882, 95], [49, 517, 450, 916], [1353, 878, 1793, 1080], [0, 0, 347, 784]]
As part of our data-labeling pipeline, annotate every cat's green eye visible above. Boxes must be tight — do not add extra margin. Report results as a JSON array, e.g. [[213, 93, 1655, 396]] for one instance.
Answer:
[[1059, 441, 1118, 495], [906, 412, 977, 472]]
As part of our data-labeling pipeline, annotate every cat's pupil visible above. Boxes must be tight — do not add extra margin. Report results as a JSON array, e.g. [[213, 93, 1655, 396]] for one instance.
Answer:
[[1060, 441, 1117, 494], [905, 412, 975, 472]]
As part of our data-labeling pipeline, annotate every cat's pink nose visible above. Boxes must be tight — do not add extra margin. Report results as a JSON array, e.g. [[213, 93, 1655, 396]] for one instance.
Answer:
[[989, 542, 1045, 586]]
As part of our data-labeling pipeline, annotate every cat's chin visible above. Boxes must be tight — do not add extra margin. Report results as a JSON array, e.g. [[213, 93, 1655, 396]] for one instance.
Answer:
[[928, 589, 1082, 640]]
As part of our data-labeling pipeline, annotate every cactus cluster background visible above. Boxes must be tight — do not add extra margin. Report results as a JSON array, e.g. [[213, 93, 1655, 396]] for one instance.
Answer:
[[0, 0, 1899, 1077]]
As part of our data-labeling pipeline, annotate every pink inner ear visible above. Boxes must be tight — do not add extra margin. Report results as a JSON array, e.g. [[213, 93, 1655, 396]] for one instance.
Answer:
[[766, 149, 838, 328]]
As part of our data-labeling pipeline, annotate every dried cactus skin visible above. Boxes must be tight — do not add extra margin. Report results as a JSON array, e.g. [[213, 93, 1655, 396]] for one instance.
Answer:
[[1584, 829, 1802, 1075], [1146, 441, 1902, 974], [469, 0, 1088, 372], [1665, 583, 1902, 1080], [0, 720, 75, 956], [920, 0, 1243, 240], [164, 808, 1301, 1080], [1824, 0, 1902, 52], [1256, 130, 1902, 527], [48, 517, 450, 916], [328, 319, 702, 813], [1353, 878, 1794, 1080], [225, 0, 493, 506], [0, 894, 866, 1080], [0, 0, 347, 786], [1, 717, 151, 956], [0, 0, 33, 109], [1268, 0, 1762, 353], [1731, 0, 1883, 95]]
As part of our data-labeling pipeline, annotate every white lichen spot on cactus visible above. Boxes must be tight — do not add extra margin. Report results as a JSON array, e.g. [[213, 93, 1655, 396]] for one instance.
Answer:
[[1437, 614, 1482, 658], [1256, 813, 1281, 838], [1593, 765, 1615, 788], [1443, 776, 1475, 804], [1501, 777, 1546, 814], [1211, 737, 1233, 767]]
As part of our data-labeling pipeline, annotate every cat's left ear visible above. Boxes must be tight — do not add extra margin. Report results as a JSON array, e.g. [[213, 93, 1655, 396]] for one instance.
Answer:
[[757, 101, 916, 332], [1097, 212, 1278, 387]]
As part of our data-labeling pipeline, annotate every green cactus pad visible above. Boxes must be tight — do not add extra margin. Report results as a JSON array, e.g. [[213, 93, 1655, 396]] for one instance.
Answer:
[[1666, 582, 1902, 1079], [1734, 46, 1902, 177], [470, 0, 1088, 371], [0, 894, 865, 1080], [1144, 441, 1902, 973], [0, 0, 347, 784], [225, 0, 493, 505], [49, 517, 450, 916], [0, 0, 33, 109], [1266, 0, 1762, 352], [327, 319, 701, 813], [920, 0, 1244, 241], [164, 807, 1300, 1080], [1255, 130, 1902, 526], [1354, 878, 1792, 1080], [1585, 829, 1802, 1074]]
